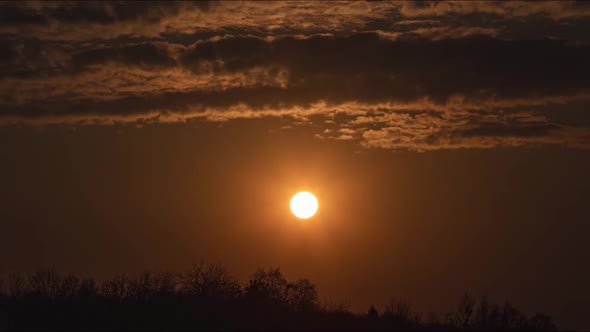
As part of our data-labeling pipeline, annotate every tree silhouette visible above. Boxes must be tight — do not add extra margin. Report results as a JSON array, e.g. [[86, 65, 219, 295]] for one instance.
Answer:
[[528, 312, 558, 331], [367, 305, 379, 319], [7, 272, 27, 299], [78, 278, 98, 298], [0, 264, 558, 331], [245, 267, 290, 304], [383, 298, 411, 325], [179, 262, 241, 300], [457, 292, 475, 328], [101, 275, 130, 301], [286, 278, 318, 311]]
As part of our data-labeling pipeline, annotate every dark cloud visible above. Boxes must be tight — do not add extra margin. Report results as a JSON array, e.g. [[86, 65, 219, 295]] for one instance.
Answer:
[[459, 122, 560, 139], [73, 43, 177, 69], [3, 1, 589, 42], [0, 42, 17, 63], [181, 36, 271, 73], [2, 34, 589, 103], [0, 39, 73, 79], [179, 33, 589, 102], [0, 3, 48, 27], [2, 1, 187, 26], [0, 1, 589, 150]]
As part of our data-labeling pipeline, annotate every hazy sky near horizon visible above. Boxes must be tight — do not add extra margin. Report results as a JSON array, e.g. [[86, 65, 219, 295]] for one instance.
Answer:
[[1, 1, 590, 329]]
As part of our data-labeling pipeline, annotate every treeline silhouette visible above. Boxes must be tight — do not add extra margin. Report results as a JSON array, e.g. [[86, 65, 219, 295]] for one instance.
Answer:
[[0, 263, 556, 330]]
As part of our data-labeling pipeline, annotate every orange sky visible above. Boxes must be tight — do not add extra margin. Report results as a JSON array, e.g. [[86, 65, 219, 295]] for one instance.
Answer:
[[1, 1, 590, 329]]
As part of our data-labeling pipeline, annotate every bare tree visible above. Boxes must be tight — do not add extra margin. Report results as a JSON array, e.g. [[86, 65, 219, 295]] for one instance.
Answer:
[[128, 272, 157, 301], [474, 296, 489, 328], [456, 292, 475, 328], [179, 262, 241, 300], [444, 311, 457, 327], [500, 301, 526, 329], [528, 312, 557, 331], [383, 298, 411, 324], [57, 275, 80, 299], [7, 273, 28, 298], [101, 275, 130, 300], [287, 278, 318, 311], [79, 278, 98, 298], [245, 267, 289, 304], [320, 299, 351, 315], [426, 311, 440, 327], [367, 305, 379, 319], [126, 271, 175, 301], [489, 303, 501, 329], [29, 269, 61, 299]]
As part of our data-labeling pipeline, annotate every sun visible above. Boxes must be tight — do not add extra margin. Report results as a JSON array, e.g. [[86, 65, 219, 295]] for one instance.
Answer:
[[290, 192, 318, 219]]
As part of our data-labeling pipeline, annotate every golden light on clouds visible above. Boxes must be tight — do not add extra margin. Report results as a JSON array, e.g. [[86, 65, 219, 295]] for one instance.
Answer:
[[290, 192, 318, 219]]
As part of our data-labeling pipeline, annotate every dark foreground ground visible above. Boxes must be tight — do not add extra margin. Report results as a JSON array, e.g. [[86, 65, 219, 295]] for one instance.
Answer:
[[0, 264, 556, 330]]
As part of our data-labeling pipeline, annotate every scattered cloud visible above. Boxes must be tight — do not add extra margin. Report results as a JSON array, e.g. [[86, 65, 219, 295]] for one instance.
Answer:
[[1, 1, 589, 151]]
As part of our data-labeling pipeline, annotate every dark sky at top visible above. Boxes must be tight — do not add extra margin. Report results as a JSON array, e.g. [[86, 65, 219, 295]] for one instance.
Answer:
[[1, 1, 589, 329]]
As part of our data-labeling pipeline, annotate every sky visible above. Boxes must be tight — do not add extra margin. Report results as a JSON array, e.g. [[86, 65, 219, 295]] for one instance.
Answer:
[[1, 0, 590, 329]]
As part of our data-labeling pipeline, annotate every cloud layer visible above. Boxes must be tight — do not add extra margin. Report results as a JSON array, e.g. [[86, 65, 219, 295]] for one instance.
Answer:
[[1, 1, 589, 150]]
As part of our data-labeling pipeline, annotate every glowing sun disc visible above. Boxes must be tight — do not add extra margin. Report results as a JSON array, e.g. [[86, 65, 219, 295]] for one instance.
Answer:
[[290, 192, 318, 219]]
